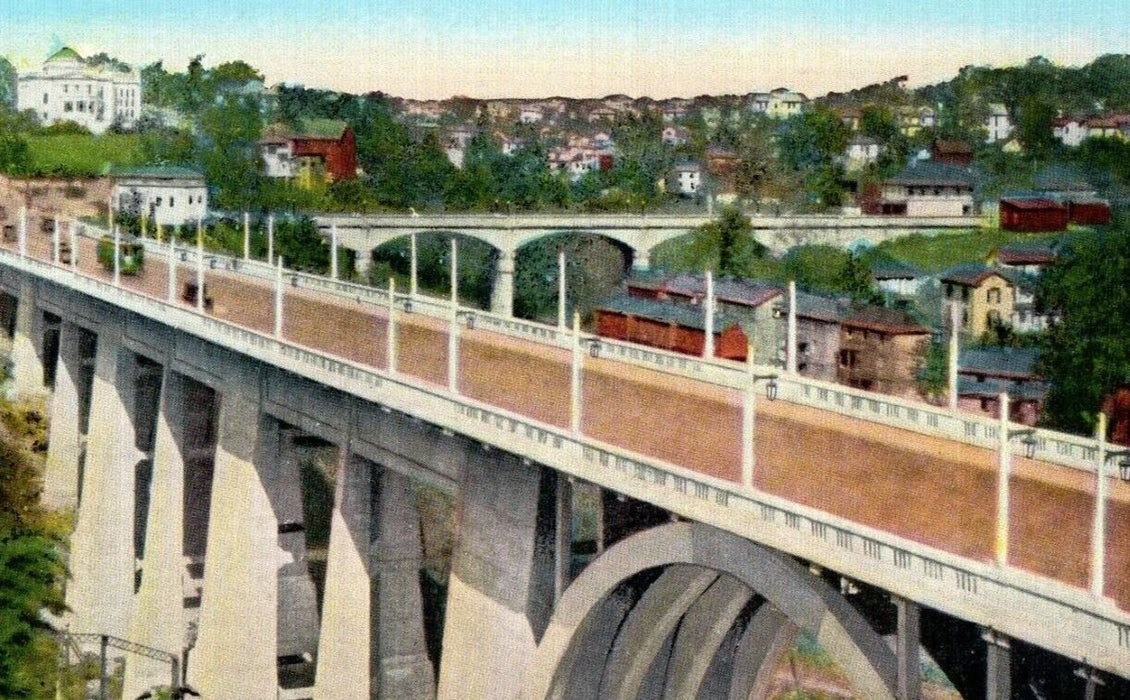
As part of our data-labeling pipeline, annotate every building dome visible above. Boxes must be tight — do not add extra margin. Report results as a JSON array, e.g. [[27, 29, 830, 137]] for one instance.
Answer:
[[47, 46, 83, 62]]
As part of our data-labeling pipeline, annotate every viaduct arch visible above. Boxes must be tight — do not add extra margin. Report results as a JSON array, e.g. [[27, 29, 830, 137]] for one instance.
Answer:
[[527, 521, 899, 699]]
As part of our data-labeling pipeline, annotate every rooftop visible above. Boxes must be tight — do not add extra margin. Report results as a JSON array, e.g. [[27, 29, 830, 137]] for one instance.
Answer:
[[596, 295, 733, 333], [842, 306, 931, 335], [959, 346, 1041, 378], [888, 161, 975, 187], [111, 166, 206, 181]]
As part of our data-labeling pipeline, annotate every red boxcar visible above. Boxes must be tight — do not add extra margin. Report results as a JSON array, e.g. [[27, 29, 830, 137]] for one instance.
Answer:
[[999, 198, 1068, 232]]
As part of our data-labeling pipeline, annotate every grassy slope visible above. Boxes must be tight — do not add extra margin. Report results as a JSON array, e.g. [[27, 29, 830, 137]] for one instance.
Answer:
[[869, 227, 1073, 273], [26, 134, 146, 175]]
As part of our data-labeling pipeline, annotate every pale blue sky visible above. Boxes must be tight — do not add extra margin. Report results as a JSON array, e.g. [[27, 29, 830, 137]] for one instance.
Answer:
[[4, 0, 1129, 98]]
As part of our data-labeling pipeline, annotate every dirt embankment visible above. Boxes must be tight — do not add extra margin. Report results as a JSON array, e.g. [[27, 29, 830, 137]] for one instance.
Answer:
[[0, 175, 112, 225]]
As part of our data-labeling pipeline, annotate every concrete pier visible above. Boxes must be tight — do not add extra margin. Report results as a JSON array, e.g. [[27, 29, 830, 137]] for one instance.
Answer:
[[437, 457, 561, 699], [66, 324, 140, 640], [190, 385, 280, 697], [490, 249, 515, 317], [43, 321, 85, 510], [123, 370, 193, 698], [9, 279, 44, 396], [315, 454, 435, 698]]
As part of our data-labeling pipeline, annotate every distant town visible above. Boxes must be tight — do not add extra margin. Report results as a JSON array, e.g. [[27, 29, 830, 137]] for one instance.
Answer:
[[1, 46, 1128, 441]]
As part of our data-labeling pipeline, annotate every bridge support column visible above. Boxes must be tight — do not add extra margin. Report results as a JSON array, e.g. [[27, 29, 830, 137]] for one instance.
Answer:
[[490, 248, 515, 317], [43, 321, 84, 510], [190, 384, 280, 698], [315, 455, 435, 699], [275, 429, 322, 688], [437, 456, 561, 699], [895, 596, 922, 700], [631, 247, 652, 272], [983, 629, 1011, 700], [0, 292, 16, 356], [67, 323, 140, 641], [9, 278, 45, 397], [123, 370, 196, 700], [353, 247, 372, 282]]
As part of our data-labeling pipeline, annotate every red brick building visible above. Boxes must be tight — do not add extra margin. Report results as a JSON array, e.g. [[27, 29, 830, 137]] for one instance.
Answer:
[[261, 119, 358, 185], [594, 296, 749, 361]]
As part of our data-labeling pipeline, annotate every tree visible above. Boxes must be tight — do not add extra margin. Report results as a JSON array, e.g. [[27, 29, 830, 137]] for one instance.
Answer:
[[0, 133, 31, 176], [0, 57, 15, 107], [195, 97, 262, 210], [1037, 225, 1130, 433], [1014, 97, 1057, 156], [685, 207, 767, 276]]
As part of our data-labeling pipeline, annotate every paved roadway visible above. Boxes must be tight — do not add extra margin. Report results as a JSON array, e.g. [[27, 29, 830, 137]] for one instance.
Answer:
[[8, 218, 1129, 614]]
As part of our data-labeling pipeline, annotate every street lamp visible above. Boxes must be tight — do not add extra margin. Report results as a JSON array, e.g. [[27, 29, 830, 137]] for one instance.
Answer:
[[1106, 449, 1130, 482], [753, 373, 779, 400], [582, 338, 601, 358], [1008, 427, 1038, 460], [457, 310, 476, 330]]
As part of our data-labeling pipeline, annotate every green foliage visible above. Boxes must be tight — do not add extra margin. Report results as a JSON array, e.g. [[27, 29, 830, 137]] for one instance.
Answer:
[[195, 98, 262, 210], [0, 393, 67, 698], [781, 245, 881, 303], [685, 207, 768, 276], [96, 236, 145, 275], [23, 134, 145, 176], [371, 233, 495, 308], [273, 217, 330, 273], [871, 229, 1062, 273], [0, 57, 15, 107], [1037, 224, 1130, 433], [0, 132, 31, 176], [513, 234, 627, 321], [917, 340, 949, 400], [40, 121, 91, 137]]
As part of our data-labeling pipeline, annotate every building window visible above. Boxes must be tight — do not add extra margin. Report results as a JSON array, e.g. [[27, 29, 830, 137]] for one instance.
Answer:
[[43, 93, 48, 105], [169, 197, 175, 207], [987, 288, 1000, 304], [839, 349, 857, 368], [64, 102, 73, 112]]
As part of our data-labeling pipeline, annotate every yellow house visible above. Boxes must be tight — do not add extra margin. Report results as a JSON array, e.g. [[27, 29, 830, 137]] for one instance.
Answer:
[[940, 263, 1017, 338]]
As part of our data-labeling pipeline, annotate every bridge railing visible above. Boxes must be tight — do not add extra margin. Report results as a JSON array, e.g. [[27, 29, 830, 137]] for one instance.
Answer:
[[63, 224, 1106, 474]]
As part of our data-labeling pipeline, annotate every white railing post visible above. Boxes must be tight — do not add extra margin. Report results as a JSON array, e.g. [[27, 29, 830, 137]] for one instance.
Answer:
[[69, 220, 77, 271], [267, 214, 275, 265], [330, 223, 339, 280], [108, 195, 114, 231], [704, 270, 715, 359], [448, 237, 459, 394], [1092, 413, 1108, 598], [274, 256, 284, 338], [167, 242, 177, 303], [195, 227, 205, 313], [113, 226, 121, 287], [948, 303, 960, 411], [52, 219, 60, 265], [995, 392, 1011, 567], [243, 211, 250, 261], [571, 311, 582, 434], [742, 352, 756, 488], [410, 231, 419, 298], [786, 279, 798, 374], [558, 249, 567, 330], [17, 206, 26, 259], [387, 277, 397, 375]]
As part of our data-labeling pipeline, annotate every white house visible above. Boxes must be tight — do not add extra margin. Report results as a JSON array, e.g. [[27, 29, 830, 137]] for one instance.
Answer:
[[767, 89, 807, 119], [843, 135, 882, 170], [519, 106, 544, 124], [662, 126, 689, 147], [111, 167, 208, 228], [880, 161, 975, 217], [1052, 116, 1086, 147], [666, 162, 703, 196], [985, 103, 1013, 143], [748, 93, 772, 115], [17, 46, 141, 135]]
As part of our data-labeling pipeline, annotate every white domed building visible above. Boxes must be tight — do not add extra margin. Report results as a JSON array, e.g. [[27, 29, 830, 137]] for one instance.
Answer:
[[16, 46, 141, 135]]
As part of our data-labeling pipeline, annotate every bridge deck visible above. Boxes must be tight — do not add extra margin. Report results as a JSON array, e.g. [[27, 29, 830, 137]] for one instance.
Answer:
[[8, 221, 1129, 614]]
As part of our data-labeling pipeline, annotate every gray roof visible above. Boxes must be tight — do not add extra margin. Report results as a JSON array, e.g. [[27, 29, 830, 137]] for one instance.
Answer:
[[870, 258, 924, 280], [959, 347, 1041, 378], [111, 166, 206, 181], [888, 161, 975, 187], [596, 295, 725, 333]]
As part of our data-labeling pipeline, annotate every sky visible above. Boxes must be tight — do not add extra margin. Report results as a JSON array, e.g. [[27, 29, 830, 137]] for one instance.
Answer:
[[3, 0, 1129, 99]]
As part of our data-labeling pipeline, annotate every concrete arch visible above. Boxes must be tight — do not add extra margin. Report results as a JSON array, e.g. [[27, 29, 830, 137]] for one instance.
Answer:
[[526, 521, 898, 700]]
